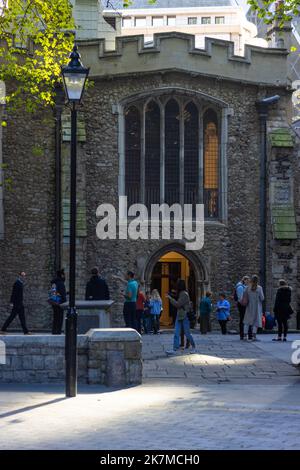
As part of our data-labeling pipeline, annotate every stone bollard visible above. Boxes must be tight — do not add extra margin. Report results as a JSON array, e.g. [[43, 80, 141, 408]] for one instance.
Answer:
[[86, 328, 142, 387]]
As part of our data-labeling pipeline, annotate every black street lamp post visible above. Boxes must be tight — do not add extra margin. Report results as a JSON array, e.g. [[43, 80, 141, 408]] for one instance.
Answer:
[[61, 45, 89, 398]]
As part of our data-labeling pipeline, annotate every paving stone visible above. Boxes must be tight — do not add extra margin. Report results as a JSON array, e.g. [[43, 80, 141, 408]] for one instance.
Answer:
[[0, 334, 299, 450]]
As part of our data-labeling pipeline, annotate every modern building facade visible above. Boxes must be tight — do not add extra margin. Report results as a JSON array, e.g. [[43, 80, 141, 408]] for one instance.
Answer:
[[0, 0, 299, 331], [103, 0, 267, 54]]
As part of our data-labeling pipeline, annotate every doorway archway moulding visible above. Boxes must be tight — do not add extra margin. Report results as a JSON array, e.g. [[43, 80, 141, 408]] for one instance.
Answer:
[[141, 242, 209, 297]]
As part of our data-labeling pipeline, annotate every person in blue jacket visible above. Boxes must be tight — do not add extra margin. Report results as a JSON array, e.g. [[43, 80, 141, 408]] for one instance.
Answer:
[[216, 292, 231, 335]]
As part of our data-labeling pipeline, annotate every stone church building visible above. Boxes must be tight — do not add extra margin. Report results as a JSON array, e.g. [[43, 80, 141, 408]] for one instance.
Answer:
[[0, 0, 299, 330]]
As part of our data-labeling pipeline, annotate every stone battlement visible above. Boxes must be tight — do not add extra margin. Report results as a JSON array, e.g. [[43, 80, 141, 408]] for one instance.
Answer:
[[79, 32, 289, 87]]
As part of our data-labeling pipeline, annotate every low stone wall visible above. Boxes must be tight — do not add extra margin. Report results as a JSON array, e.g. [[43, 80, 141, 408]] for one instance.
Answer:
[[0, 328, 142, 386]]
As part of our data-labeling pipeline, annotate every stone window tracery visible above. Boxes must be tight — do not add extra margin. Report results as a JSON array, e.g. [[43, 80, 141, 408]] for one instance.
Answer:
[[124, 94, 221, 219]]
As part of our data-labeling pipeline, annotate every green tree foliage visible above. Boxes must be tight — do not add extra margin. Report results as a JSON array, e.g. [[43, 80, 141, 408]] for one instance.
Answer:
[[248, 1, 300, 25], [0, 0, 75, 111], [123, 0, 156, 6]]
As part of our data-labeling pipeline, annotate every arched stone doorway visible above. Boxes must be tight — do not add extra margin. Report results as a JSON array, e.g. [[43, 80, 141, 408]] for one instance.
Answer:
[[143, 243, 209, 327]]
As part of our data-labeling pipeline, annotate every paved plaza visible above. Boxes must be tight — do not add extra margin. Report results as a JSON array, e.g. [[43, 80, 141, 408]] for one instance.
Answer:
[[0, 332, 300, 450]]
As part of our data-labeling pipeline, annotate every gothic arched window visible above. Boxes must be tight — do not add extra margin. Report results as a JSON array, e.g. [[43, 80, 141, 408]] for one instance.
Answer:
[[123, 96, 222, 219]]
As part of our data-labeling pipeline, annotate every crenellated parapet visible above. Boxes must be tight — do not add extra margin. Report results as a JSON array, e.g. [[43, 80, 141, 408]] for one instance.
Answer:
[[79, 31, 290, 88]]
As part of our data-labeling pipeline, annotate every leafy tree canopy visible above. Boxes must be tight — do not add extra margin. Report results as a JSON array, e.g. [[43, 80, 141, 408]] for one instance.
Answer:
[[248, 1, 300, 25], [1, 1, 299, 111], [0, 0, 75, 111]]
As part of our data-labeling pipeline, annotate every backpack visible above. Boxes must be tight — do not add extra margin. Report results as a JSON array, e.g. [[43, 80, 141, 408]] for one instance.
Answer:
[[233, 287, 238, 302], [48, 283, 61, 306], [265, 313, 276, 330]]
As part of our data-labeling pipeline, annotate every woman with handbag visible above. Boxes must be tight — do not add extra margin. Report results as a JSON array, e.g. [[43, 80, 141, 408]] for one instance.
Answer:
[[272, 279, 293, 342], [242, 275, 264, 342], [165, 279, 196, 355]]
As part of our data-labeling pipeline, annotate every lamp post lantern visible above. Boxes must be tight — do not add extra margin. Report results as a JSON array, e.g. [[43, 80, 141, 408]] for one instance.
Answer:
[[61, 45, 89, 398]]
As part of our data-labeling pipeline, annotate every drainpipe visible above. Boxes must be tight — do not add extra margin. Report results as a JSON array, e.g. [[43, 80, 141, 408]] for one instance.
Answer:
[[53, 84, 65, 272], [0, 106, 4, 240], [0, 81, 5, 240], [255, 95, 280, 308]]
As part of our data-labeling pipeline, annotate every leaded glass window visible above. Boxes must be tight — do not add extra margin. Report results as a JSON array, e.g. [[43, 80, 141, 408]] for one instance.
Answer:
[[124, 96, 221, 219]]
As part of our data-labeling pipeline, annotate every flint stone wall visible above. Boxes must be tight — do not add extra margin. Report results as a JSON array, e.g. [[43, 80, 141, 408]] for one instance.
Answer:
[[0, 328, 142, 386], [0, 53, 298, 331]]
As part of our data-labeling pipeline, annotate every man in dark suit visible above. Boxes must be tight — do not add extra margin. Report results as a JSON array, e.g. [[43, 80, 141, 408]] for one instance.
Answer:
[[85, 267, 110, 301], [0, 272, 30, 335]]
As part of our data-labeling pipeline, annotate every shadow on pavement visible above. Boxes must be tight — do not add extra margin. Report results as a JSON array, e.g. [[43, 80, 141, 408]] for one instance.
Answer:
[[0, 397, 67, 419]]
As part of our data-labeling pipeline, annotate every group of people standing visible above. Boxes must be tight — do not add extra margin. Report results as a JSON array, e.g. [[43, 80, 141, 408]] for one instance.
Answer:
[[0, 269, 294, 345], [50, 267, 110, 335], [199, 275, 293, 342], [0, 267, 110, 336], [116, 273, 197, 354], [113, 271, 163, 335]]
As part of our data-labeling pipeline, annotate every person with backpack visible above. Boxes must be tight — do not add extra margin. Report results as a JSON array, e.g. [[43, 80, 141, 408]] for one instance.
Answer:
[[0, 271, 31, 335], [272, 279, 293, 342], [234, 276, 250, 340], [50, 269, 67, 335], [166, 279, 196, 355], [242, 275, 264, 341]]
